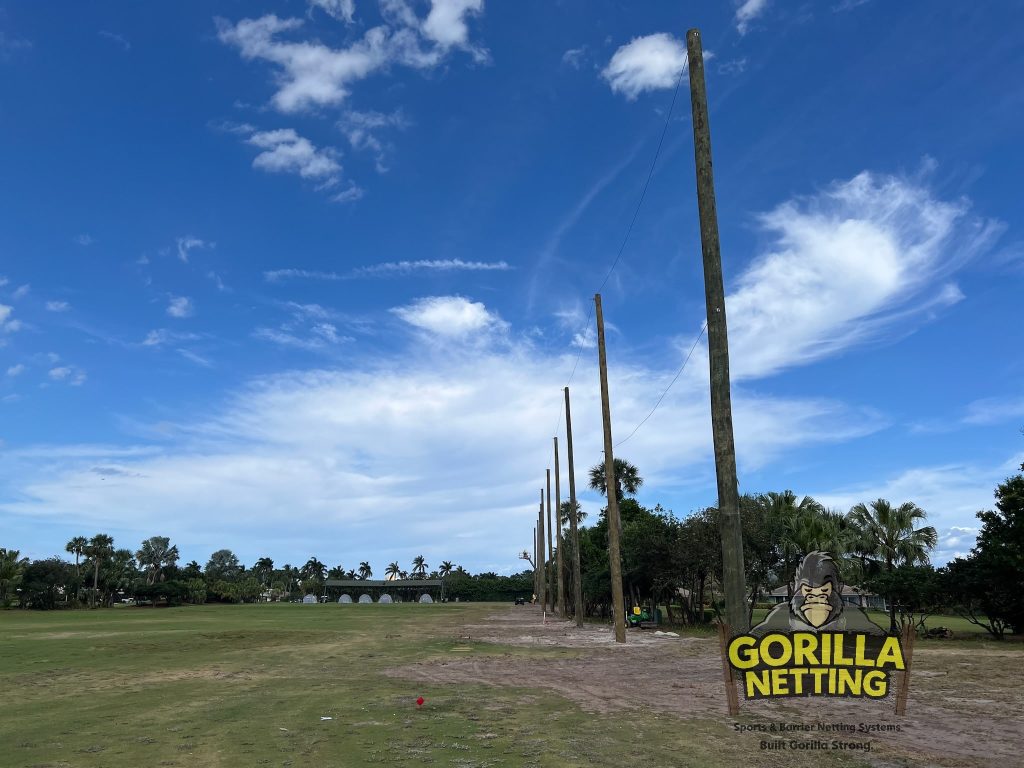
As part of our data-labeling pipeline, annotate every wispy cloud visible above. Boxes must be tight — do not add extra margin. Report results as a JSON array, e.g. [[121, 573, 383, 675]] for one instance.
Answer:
[[602, 33, 688, 100], [0, 304, 22, 334], [48, 366, 87, 386], [263, 268, 344, 282], [74, 234, 94, 246], [725, 170, 1002, 380], [962, 396, 1024, 426], [562, 46, 587, 70], [98, 30, 130, 51], [6, 364, 24, 377], [355, 258, 511, 276], [735, 0, 769, 35], [0, 303, 899, 568], [45, 301, 71, 312], [176, 237, 211, 263], [166, 296, 194, 318], [338, 109, 409, 172], [12, 284, 29, 300], [307, 0, 355, 24], [142, 329, 202, 347], [177, 348, 213, 367], [264, 259, 511, 282]]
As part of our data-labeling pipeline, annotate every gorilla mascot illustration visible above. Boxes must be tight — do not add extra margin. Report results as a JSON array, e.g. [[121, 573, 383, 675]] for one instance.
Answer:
[[752, 551, 886, 636]]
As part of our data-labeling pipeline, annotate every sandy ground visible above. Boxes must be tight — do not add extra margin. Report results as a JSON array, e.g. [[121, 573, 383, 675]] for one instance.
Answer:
[[389, 605, 1024, 767]]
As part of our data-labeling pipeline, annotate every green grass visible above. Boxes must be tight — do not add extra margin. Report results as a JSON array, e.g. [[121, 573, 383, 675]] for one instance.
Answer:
[[1, 603, 880, 768]]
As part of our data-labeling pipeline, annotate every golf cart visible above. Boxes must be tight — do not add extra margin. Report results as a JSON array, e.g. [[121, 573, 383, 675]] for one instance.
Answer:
[[626, 606, 652, 628]]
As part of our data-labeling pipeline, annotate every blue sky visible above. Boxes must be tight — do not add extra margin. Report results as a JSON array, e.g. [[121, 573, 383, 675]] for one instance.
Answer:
[[1, 1, 1022, 576]]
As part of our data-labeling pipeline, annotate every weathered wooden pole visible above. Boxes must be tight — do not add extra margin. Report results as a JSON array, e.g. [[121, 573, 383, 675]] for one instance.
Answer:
[[538, 489, 547, 611], [554, 436, 565, 618], [533, 524, 538, 598], [595, 293, 626, 644], [686, 27, 747, 633], [546, 468, 555, 613], [564, 386, 584, 627]]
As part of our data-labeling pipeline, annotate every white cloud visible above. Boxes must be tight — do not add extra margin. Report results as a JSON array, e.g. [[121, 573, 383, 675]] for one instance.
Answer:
[[45, 301, 71, 312], [167, 296, 194, 318], [264, 269, 344, 282], [422, 0, 485, 52], [0, 304, 21, 333], [962, 396, 1024, 426], [217, 16, 396, 113], [177, 349, 213, 368], [0, 277, 7, 287], [308, 0, 355, 23], [6, 364, 24, 377], [99, 30, 131, 51], [48, 366, 87, 386], [562, 46, 587, 70], [390, 295, 506, 338], [217, 6, 486, 115], [338, 109, 409, 171], [725, 171, 1002, 380], [142, 329, 201, 347], [354, 258, 511, 276], [0, 323, 896, 570], [602, 33, 687, 100], [74, 234, 94, 246], [12, 284, 29, 299], [813, 454, 1024, 565], [736, 0, 769, 35], [176, 237, 211, 263], [253, 324, 353, 352], [248, 128, 342, 181]]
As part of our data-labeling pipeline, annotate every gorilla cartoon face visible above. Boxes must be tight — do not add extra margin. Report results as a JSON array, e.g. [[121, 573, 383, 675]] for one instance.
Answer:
[[789, 551, 845, 628]]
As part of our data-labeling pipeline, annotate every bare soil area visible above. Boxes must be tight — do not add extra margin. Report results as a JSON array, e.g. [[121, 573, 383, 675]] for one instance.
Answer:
[[390, 605, 1024, 767]]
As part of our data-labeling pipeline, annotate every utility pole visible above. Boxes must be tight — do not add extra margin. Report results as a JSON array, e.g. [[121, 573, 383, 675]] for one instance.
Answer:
[[538, 489, 547, 611], [554, 436, 565, 618], [564, 386, 584, 628], [546, 468, 555, 613], [595, 293, 626, 643], [686, 28, 747, 633]]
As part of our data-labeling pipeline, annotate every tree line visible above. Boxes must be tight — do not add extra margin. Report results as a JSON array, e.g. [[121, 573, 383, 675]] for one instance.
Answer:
[[544, 458, 1023, 639], [2, 461, 1020, 638]]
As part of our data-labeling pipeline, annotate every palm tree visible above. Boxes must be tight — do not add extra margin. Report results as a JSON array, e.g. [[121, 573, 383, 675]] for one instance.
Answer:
[[358, 561, 372, 580], [301, 557, 327, 593], [0, 548, 28, 607], [85, 534, 114, 608], [847, 499, 938, 633], [135, 536, 180, 585], [588, 458, 643, 503], [253, 557, 275, 585], [385, 561, 401, 580], [327, 565, 346, 579], [559, 500, 586, 526], [412, 555, 428, 579], [65, 536, 88, 578], [438, 561, 453, 578]]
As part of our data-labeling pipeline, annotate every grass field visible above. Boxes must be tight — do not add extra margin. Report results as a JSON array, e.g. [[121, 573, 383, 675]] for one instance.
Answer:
[[2, 603, 1019, 767]]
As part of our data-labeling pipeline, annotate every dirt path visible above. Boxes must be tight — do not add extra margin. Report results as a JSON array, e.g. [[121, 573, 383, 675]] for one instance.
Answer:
[[389, 605, 1024, 767]]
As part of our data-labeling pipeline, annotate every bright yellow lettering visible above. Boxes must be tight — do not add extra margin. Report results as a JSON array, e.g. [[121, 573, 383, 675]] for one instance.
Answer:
[[761, 634, 792, 667], [729, 636, 759, 670]]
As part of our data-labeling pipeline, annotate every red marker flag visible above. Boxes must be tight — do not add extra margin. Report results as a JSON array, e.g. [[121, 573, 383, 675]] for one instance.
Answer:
[[416, 696, 424, 707]]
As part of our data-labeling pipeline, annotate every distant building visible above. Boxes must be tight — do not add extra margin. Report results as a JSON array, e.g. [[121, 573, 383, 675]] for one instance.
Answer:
[[765, 585, 887, 611]]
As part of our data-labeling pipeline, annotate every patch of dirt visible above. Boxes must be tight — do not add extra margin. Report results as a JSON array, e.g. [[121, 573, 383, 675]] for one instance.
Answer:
[[387, 606, 1024, 768]]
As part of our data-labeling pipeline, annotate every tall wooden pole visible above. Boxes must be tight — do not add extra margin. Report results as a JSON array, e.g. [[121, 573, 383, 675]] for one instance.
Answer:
[[533, 524, 538, 598], [546, 468, 554, 612], [564, 386, 584, 627], [595, 293, 626, 644], [538, 489, 547, 611], [554, 436, 565, 618], [686, 28, 747, 633]]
